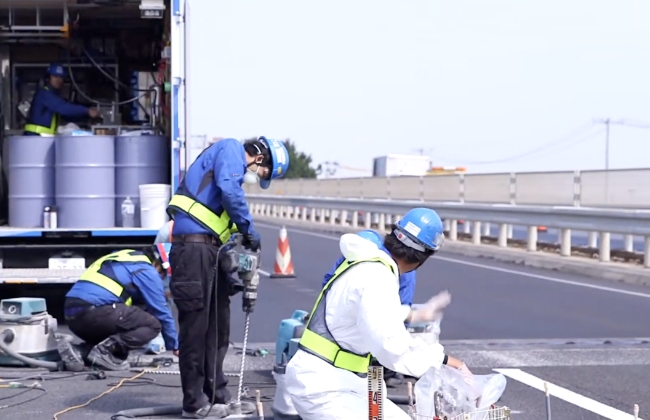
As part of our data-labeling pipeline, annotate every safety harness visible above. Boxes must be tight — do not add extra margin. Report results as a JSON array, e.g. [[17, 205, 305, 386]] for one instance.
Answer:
[[166, 161, 238, 244], [77, 249, 152, 306], [24, 86, 60, 135], [298, 256, 397, 376]]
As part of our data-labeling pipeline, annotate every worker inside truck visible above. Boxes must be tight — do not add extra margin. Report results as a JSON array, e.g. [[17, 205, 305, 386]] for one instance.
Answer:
[[62, 244, 179, 372], [23, 63, 100, 136]]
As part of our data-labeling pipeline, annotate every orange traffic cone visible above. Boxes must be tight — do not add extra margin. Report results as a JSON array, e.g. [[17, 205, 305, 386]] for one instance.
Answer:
[[271, 226, 296, 278]]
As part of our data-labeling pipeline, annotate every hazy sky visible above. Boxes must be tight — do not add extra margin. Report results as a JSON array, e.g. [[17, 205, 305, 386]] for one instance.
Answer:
[[188, 0, 650, 176]]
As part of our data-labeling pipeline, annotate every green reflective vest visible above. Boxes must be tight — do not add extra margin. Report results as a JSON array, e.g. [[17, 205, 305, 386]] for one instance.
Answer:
[[24, 87, 60, 135], [298, 256, 397, 375], [77, 249, 151, 306], [167, 192, 238, 244]]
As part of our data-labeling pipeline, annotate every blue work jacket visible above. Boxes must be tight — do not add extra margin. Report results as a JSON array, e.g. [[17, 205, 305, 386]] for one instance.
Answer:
[[25, 83, 89, 130], [172, 138, 257, 237], [322, 251, 417, 306], [66, 261, 179, 350]]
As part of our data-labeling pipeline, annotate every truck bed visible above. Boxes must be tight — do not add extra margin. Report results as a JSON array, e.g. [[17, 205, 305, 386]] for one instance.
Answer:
[[0, 268, 84, 284], [0, 227, 159, 238]]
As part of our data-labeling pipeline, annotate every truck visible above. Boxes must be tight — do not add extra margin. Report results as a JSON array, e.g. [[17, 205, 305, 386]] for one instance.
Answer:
[[372, 154, 431, 177], [0, 0, 196, 319]]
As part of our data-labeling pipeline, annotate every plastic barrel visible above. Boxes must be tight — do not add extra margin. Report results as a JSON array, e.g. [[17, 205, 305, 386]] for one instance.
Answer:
[[115, 135, 169, 227], [55, 136, 116, 228], [7, 136, 55, 227], [139, 183, 171, 229]]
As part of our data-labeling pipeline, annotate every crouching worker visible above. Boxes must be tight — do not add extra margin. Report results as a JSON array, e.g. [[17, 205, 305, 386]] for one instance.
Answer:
[[63, 244, 179, 371], [322, 229, 440, 387], [285, 208, 478, 420]]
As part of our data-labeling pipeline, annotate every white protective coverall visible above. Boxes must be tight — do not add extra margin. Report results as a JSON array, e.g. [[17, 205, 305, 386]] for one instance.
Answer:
[[284, 233, 446, 420]]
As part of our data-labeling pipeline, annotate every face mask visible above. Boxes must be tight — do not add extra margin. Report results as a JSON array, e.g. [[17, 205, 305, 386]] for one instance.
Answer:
[[243, 171, 259, 185]]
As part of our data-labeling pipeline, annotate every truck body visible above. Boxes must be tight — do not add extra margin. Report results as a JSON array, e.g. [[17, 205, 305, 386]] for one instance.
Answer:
[[0, 0, 195, 315], [372, 154, 431, 177]]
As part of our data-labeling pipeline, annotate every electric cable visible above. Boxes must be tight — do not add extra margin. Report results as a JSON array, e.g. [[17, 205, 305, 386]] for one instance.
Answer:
[[437, 121, 602, 165], [0, 382, 47, 410], [65, 45, 147, 107], [52, 368, 151, 420], [82, 48, 159, 120]]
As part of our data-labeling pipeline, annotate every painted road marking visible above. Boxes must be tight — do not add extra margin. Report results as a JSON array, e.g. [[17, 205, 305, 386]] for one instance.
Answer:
[[495, 368, 644, 420], [257, 223, 650, 299], [259, 269, 270, 276]]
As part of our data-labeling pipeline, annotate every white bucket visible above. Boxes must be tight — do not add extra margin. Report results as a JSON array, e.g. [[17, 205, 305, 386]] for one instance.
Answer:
[[139, 184, 172, 229]]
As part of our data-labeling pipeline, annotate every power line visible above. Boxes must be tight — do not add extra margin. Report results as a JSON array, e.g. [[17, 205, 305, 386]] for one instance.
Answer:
[[437, 121, 599, 165]]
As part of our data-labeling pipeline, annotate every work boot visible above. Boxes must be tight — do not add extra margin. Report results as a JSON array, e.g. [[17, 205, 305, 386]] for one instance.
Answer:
[[55, 335, 85, 372], [181, 404, 229, 418], [87, 338, 130, 371]]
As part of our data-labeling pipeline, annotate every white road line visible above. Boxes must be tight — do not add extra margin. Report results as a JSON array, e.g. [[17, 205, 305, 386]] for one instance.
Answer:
[[258, 269, 270, 277], [257, 223, 650, 299], [495, 368, 644, 420]]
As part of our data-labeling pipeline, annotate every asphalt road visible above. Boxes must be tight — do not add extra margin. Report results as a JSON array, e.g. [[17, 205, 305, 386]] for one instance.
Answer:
[[0, 222, 648, 419]]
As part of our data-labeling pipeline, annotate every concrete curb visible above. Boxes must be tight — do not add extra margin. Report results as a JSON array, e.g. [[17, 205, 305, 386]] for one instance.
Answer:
[[255, 216, 650, 287]]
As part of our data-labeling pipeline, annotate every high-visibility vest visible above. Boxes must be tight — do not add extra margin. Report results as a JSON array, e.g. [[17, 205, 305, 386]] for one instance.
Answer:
[[24, 86, 60, 135], [166, 168, 239, 244], [298, 256, 397, 376], [77, 249, 152, 306]]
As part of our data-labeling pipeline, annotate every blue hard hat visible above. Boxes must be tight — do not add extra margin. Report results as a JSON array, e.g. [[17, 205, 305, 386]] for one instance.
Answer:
[[356, 229, 383, 248], [394, 208, 445, 252], [47, 63, 66, 77], [258, 136, 290, 190]]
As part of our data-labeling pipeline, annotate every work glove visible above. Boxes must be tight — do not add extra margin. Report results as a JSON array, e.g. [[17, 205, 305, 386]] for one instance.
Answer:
[[458, 363, 483, 404], [243, 231, 261, 252], [409, 290, 452, 324]]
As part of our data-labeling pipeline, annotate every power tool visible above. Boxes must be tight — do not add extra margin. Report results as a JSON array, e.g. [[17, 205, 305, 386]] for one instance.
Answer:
[[218, 233, 261, 414]]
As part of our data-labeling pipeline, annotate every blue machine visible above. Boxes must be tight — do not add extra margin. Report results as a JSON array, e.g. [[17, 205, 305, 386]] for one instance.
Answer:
[[274, 309, 308, 366]]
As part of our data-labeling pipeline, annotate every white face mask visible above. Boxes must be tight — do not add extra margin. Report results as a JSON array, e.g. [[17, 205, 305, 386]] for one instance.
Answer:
[[243, 171, 259, 185]]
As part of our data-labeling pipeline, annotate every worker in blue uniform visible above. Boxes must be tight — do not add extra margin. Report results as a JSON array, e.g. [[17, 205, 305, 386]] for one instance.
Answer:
[[167, 136, 290, 419], [23, 63, 99, 136], [322, 229, 418, 388], [63, 244, 179, 371]]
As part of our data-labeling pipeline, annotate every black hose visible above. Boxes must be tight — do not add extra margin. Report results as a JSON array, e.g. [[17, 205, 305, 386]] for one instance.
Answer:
[[0, 330, 61, 371], [110, 404, 269, 420]]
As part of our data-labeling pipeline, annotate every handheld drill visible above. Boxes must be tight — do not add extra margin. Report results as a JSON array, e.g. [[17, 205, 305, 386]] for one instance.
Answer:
[[219, 234, 260, 314]]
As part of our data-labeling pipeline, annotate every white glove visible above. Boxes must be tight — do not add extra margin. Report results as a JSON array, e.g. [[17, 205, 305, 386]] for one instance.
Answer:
[[409, 290, 451, 324], [458, 363, 483, 403]]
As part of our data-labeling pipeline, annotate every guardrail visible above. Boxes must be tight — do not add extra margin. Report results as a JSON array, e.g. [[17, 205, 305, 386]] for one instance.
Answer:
[[246, 195, 650, 268], [242, 168, 650, 208]]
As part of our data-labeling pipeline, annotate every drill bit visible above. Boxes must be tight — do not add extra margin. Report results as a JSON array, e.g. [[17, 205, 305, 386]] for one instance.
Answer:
[[236, 313, 251, 405]]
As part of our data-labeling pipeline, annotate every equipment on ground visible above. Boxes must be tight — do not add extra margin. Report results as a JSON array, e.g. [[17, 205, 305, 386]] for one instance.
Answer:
[[0, 298, 62, 369]]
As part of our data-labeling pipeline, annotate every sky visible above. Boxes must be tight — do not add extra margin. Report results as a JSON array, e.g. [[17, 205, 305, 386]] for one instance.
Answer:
[[187, 0, 650, 177]]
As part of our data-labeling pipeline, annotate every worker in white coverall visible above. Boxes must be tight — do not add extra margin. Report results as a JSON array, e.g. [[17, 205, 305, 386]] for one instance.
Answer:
[[284, 207, 479, 420]]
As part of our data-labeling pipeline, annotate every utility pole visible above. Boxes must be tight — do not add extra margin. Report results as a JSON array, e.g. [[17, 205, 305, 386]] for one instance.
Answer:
[[593, 118, 650, 171], [604, 118, 610, 171]]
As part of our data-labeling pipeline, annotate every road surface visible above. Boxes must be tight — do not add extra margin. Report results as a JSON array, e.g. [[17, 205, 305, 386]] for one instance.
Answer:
[[0, 222, 648, 419]]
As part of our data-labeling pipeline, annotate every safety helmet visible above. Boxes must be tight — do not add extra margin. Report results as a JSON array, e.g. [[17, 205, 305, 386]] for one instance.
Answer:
[[47, 63, 66, 78], [356, 229, 383, 248], [394, 208, 445, 252], [258, 136, 290, 190], [151, 243, 172, 276]]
